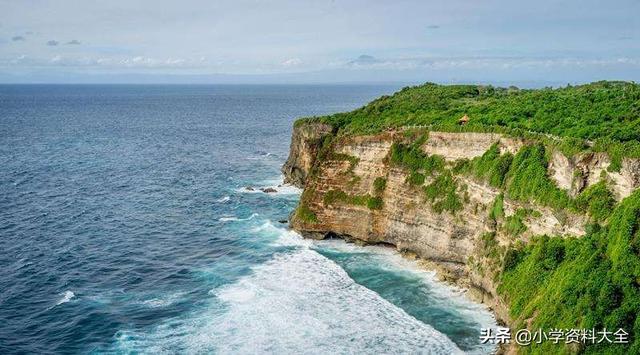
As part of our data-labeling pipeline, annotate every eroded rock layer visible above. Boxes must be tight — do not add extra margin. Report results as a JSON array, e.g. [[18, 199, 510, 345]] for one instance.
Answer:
[[283, 122, 640, 325]]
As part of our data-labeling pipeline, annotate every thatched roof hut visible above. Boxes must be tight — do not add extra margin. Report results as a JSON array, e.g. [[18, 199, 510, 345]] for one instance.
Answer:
[[458, 114, 470, 125]]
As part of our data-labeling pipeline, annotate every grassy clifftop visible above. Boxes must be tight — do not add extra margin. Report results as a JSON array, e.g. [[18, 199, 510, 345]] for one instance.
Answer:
[[298, 81, 640, 162], [290, 81, 640, 354], [300, 81, 640, 141]]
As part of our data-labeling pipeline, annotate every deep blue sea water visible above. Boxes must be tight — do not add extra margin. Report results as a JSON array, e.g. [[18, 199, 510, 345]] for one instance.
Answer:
[[0, 84, 496, 354]]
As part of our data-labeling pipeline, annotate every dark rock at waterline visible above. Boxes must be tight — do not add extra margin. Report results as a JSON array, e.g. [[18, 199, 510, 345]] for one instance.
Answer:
[[261, 187, 278, 193], [278, 219, 288, 224], [245, 186, 255, 191]]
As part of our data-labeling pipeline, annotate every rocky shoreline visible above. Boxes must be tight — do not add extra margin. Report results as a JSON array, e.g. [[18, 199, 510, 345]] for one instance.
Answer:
[[282, 121, 640, 354]]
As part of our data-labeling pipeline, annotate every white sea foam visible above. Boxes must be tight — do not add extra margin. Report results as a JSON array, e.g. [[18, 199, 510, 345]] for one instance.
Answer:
[[269, 184, 302, 195], [234, 187, 259, 194], [115, 249, 462, 354], [234, 185, 301, 196], [313, 239, 498, 334], [251, 220, 311, 247], [215, 196, 231, 203], [210, 248, 462, 354], [142, 292, 184, 308], [55, 290, 75, 306], [113, 221, 471, 354], [218, 213, 258, 222], [235, 175, 302, 196], [246, 151, 275, 160]]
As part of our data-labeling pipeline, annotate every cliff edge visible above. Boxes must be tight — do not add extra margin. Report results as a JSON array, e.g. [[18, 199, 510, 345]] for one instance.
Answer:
[[283, 82, 640, 354], [283, 120, 640, 352]]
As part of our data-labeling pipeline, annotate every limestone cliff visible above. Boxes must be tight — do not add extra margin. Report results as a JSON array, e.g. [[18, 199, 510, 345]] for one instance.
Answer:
[[282, 122, 333, 187], [282, 122, 640, 327]]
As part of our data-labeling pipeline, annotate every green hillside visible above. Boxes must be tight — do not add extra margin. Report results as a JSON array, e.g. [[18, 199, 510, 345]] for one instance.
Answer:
[[304, 81, 640, 140], [300, 81, 640, 163], [296, 81, 640, 354]]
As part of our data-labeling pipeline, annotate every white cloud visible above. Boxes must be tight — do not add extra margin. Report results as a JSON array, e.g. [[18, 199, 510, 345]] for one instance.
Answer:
[[281, 58, 302, 67], [340, 55, 640, 71], [1, 0, 639, 82]]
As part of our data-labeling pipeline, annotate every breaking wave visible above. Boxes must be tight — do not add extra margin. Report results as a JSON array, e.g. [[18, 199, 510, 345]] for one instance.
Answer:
[[54, 291, 75, 307], [218, 213, 259, 222], [112, 221, 466, 354]]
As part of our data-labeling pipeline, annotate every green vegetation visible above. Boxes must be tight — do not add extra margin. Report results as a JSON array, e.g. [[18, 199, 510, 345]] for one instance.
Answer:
[[489, 194, 505, 221], [295, 81, 640, 354], [324, 189, 365, 206], [464, 142, 618, 224], [505, 144, 572, 210], [423, 172, 463, 214], [475, 232, 510, 278], [295, 187, 319, 223], [594, 138, 640, 172], [307, 135, 334, 179], [373, 177, 387, 195], [488, 194, 536, 237], [305, 81, 640, 142], [389, 139, 445, 177], [466, 143, 514, 188], [504, 209, 529, 237], [406, 172, 425, 186], [367, 196, 383, 210], [296, 205, 317, 223], [331, 152, 360, 173], [575, 181, 616, 222], [497, 191, 640, 354], [347, 175, 361, 188], [323, 189, 383, 210], [389, 137, 468, 214], [462, 143, 574, 212], [298, 81, 640, 163], [480, 232, 501, 259]]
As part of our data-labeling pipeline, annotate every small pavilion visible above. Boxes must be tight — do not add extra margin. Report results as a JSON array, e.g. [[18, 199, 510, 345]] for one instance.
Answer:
[[458, 114, 470, 125]]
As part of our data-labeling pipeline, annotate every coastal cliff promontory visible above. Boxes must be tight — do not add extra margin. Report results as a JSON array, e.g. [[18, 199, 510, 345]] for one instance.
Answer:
[[284, 82, 640, 354]]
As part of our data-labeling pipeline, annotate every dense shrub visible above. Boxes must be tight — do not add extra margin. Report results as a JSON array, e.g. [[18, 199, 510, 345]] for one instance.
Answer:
[[489, 194, 505, 221], [575, 181, 616, 222], [296, 205, 317, 223], [504, 209, 528, 237], [423, 172, 463, 213], [504, 144, 572, 210], [389, 141, 445, 176], [406, 172, 425, 186], [469, 144, 514, 188], [299, 81, 640, 161], [308, 81, 640, 141], [373, 177, 387, 195], [367, 196, 383, 210], [330, 152, 359, 173], [498, 191, 640, 354]]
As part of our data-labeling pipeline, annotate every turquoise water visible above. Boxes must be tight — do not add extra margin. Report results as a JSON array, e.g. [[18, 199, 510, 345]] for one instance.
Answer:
[[0, 84, 495, 354]]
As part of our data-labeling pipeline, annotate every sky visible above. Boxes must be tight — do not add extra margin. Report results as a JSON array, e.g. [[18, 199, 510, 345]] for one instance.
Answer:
[[0, 0, 639, 84]]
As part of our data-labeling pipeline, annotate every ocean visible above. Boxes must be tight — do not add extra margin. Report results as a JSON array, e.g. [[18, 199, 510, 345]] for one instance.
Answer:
[[0, 84, 496, 354]]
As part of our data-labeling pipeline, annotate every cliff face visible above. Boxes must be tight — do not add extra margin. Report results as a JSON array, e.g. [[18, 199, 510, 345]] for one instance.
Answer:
[[282, 122, 333, 187], [282, 122, 640, 325]]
